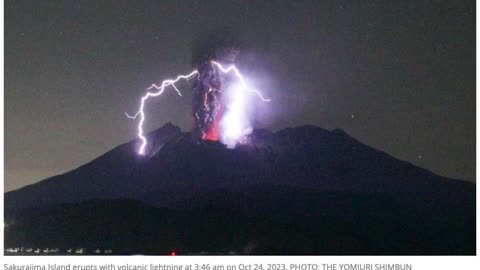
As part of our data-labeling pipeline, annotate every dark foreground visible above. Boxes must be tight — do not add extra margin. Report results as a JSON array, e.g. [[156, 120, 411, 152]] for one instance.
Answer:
[[5, 190, 475, 255]]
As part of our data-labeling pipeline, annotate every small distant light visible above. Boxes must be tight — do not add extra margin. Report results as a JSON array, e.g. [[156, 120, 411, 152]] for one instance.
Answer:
[[170, 251, 176, 256]]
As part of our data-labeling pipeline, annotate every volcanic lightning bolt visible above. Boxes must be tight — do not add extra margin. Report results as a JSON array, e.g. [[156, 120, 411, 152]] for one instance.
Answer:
[[210, 61, 271, 103], [126, 61, 270, 155]]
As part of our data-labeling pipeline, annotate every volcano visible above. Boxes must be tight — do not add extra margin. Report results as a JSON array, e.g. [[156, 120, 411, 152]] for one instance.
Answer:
[[4, 123, 475, 255]]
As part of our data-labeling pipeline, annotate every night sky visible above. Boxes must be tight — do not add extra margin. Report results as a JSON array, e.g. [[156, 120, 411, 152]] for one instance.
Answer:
[[5, 0, 475, 191]]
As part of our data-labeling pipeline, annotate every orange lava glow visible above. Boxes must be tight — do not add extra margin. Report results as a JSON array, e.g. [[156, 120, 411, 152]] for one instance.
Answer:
[[203, 105, 223, 141], [204, 119, 220, 141]]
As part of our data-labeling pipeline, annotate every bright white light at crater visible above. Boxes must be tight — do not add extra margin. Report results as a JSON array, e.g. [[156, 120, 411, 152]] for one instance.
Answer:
[[221, 83, 252, 148]]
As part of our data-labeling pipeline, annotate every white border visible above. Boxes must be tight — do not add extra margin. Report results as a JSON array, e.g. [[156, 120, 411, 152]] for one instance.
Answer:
[[0, 0, 477, 268], [1, 0, 6, 258]]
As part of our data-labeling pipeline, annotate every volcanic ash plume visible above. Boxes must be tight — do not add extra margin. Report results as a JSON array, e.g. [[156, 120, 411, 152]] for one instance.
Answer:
[[192, 61, 224, 141], [126, 33, 270, 154], [191, 45, 264, 148]]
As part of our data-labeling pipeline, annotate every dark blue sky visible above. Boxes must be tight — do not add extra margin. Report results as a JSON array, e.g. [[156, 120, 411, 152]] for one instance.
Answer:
[[5, 0, 475, 191]]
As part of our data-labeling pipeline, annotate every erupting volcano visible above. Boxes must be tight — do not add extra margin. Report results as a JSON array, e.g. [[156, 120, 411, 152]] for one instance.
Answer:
[[126, 58, 271, 155]]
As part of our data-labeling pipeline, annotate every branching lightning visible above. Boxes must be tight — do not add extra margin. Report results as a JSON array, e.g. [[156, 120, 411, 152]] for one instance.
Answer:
[[210, 61, 271, 102], [126, 61, 270, 155], [125, 70, 199, 155]]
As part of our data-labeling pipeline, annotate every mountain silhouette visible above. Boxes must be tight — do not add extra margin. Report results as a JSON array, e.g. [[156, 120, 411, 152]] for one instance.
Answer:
[[4, 123, 475, 255]]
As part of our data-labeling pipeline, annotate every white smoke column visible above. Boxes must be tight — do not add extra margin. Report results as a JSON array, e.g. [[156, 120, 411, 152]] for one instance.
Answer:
[[220, 83, 253, 148]]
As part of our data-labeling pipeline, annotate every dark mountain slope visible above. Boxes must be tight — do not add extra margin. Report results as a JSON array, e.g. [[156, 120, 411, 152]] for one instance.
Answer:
[[4, 123, 475, 255], [5, 123, 474, 211]]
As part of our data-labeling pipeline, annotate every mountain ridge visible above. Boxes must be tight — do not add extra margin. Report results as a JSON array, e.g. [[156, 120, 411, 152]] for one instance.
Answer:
[[4, 123, 475, 254], [5, 123, 474, 211]]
